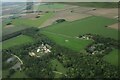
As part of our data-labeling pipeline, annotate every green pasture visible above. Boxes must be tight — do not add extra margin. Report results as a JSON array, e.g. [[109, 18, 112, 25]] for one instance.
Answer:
[[42, 16, 118, 40], [3, 35, 34, 49], [42, 31, 92, 52], [103, 49, 119, 66], [38, 3, 65, 10], [13, 12, 53, 27]]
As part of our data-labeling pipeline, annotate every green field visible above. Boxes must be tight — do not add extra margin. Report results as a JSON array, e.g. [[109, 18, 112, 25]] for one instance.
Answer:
[[103, 49, 119, 66], [3, 35, 34, 49], [50, 59, 67, 78], [41, 16, 118, 52], [13, 12, 53, 27], [42, 16, 118, 40], [38, 3, 65, 10], [42, 31, 92, 52]]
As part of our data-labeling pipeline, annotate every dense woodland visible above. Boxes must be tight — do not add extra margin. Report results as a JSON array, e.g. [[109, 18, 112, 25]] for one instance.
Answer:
[[2, 28, 119, 78]]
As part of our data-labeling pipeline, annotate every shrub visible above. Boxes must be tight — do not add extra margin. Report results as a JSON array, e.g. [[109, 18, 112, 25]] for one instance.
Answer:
[[56, 19, 66, 23], [36, 16, 40, 18], [6, 22, 12, 25]]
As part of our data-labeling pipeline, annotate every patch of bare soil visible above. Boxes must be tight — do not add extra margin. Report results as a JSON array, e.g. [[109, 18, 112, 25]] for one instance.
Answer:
[[5, 25, 14, 28], [70, 7, 93, 14], [21, 13, 39, 19], [54, 9, 91, 21], [109, 23, 119, 30], [34, 4, 79, 12], [40, 7, 92, 28], [87, 8, 118, 19]]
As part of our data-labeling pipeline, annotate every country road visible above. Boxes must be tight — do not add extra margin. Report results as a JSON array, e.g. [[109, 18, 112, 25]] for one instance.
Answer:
[[53, 71, 67, 76], [11, 54, 23, 65]]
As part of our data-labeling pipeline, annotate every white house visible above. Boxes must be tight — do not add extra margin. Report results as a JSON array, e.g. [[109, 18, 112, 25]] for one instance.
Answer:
[[37, 49, 40, 52], [29, 52, 36, 56]]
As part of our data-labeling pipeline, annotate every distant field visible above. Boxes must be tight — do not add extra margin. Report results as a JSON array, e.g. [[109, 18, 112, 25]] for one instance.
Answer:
[[62, 2, 118, 8], [3, 35, 34, 49], [2, 12, 54, 40], [13, 12, 53, 27], [42, 16, 118, 40], [50, 59, 67, 78], [42, 31, 92, 52], [103, 49, 119, 66], [38, 3, 65, 10]]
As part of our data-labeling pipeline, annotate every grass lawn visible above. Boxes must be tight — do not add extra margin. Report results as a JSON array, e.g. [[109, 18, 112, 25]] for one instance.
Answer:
[[38, 3, 65, 10], [50, 59, 67, 78], [42, 31, 92, 52], [42, 16, 118, 40], [11, 71, 28, 78], [13, 12, 53, 27], [103, 49, 119, 66], [3, 35, 34, 49]]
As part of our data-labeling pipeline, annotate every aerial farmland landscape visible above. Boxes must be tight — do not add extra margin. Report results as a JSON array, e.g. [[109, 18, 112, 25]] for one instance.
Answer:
[[1, 2, 120, 78]]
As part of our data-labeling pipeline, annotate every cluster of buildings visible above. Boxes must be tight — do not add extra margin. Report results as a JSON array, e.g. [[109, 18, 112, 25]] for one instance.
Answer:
[[86, 43, 106, 55], [79, 34, 107, 55], [29, 43, 52, 57], [79, 34, 93, 40]]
